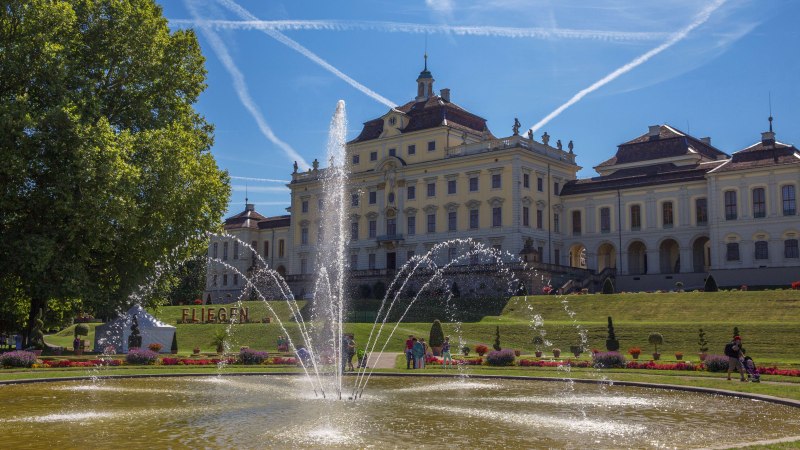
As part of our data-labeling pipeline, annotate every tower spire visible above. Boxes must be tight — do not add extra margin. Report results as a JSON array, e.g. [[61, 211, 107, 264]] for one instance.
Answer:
[[415, 50, 434, 101], [768, 91, 773, 132]]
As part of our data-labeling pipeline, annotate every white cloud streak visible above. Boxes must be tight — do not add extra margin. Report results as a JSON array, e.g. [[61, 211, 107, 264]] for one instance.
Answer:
[[527, 0, 727, 135], [230, 175, 290, 183], [214, 0, 396, 108], [169, 18, 669, 42], [184, 1, 310, 170], [231, 185, 290, 193]]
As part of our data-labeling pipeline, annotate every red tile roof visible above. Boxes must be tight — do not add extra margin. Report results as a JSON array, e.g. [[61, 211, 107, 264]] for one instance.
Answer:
[[224, 207, 290, 230], [711, 141, 800, 173], [597, 125, 727, 168]]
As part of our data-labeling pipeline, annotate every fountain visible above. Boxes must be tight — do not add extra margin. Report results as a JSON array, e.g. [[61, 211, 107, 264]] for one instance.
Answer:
[[3, 101, 800, 448]]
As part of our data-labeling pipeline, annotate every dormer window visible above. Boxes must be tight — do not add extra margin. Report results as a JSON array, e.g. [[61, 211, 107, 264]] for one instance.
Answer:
[[388, 116, 397, 126]]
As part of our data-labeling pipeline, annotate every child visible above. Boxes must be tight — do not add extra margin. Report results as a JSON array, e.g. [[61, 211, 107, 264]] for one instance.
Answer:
[[442, 336, 452, 368]]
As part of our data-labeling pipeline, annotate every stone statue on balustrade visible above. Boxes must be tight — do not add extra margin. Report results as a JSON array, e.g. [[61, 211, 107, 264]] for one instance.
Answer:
[[512, 118, 521, 136]]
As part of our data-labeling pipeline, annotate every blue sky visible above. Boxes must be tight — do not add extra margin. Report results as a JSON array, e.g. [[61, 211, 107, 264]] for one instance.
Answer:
[[163, 0, 800, 218]]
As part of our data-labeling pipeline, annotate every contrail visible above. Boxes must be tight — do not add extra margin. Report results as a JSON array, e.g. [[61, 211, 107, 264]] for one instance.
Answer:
[[215, 0, 396, 108], [230, 176, 290, 183], [184, 1, 310, 170], [527, 0, 726, 135], [169, 19, 668, 42]]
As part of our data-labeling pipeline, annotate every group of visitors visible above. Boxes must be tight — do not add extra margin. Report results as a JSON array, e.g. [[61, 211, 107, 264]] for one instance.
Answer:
[[276, 335, 289, 352], [405, 335, 453, 369]]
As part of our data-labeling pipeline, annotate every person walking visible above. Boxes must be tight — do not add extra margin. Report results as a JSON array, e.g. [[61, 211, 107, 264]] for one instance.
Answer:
[[412, 338, 424, 370], [442, 336, 453, 368], [405, 335, 415, 369], [346, 335, 356, 372], [725, 335, 746, 381]]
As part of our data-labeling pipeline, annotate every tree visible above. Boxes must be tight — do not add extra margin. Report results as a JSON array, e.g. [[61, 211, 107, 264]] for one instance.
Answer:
[[606, 316, 619, 351], [698, 328, 708, 354], [648, 332, 664, 354], [493, 325, 502, 351], [0, 0, 230, 344], [429, 319, 444, 348], [30, 309, 45, 350]]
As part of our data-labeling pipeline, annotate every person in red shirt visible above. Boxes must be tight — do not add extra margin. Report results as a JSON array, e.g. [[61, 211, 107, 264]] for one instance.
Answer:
[[405, 335, 414, 369]]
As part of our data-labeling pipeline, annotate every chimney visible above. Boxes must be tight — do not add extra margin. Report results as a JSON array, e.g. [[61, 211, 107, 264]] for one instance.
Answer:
[[648, 125, 661, 140], [761, 131, 776, 147], [700, 137, 711, 145], [440, 88, 450, 102]]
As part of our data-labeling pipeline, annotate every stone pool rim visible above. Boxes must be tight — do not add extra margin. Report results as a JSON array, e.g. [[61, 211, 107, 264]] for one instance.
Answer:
[[2, 371, 798, 409]]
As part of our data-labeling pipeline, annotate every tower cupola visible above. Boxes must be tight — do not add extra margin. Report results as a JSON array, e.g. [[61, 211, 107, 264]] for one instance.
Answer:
[[415, 53, 434, 101]]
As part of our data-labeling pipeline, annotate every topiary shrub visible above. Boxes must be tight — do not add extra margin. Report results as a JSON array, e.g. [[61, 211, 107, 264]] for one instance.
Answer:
[[239, 348, 269, 365], [592, 351, 626, 369], [704, 354, 729, 372], [648, 332, 664, 354], [74, 323, 89, 339], [486, 349, 516, 366], [602, 278, 614, 294], [429, 319, 444, 348], [704, 275, 718, 292], [125, 348, 159, 365], [0, 351, 37, 368], [170, 333, 178, 354], [493, 326, 502, 351], [698, 328, 708, 354], [30, 308, 45, 350], [462, 346, 470, 357], [606, 316, 619, 351], [475, 344, 489, 356]]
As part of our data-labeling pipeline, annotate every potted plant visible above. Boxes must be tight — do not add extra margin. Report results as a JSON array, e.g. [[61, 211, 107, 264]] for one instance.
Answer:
[[475, 344, 489, 357], [514, 349, 521, 357], [674, 351, 683, 361], [533, 336, 544, 358], [429, 319, 444, 356], [192, 346, 201, 355], [648, 332, 663, 360], [675, 281, 684, 292], [211, 329, 228, 354], [552, 348, 561, 358], [698, 328, 709, 361], [628, 347, 641, 360], [462, 345, 470, 357], [570, 345, 583, 358], [148, 343, 163, 353]]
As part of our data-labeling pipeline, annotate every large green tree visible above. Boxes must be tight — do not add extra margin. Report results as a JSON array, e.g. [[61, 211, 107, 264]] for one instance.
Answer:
[[0, 0, 230, 343]]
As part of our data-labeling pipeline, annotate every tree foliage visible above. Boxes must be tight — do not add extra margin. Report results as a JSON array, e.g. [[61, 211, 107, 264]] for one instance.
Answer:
[[0, 0, 230, 339]]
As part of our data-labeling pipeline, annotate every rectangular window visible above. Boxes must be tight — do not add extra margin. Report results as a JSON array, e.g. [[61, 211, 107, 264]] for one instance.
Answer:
[[368, 220, 377, 238], [407, 216, 416, 235], [631, 205, 641, 230], [388, 148, 396, 157], [301, 200, 309, 213], [537, 246, 544, 262], [726, 242, 740, 261], [427, 141, 436, 151], [783, 185, 796, 216], [278, 239, 285, 258], [447, 179, 456, 195], [724, 191, 737, 220], [448, 246, 457, 262], [352, 154, 360, 165], [263, 241, 269, 258], [523, 206, 530, 227], [407, 144, 416, 155], [537, 177, 543, 192], [407, 185, 416, 200], [233, 274, 238, 286], [301, 228, 308, 245], [752, 188, 766, 218], [351, 193, 359, 207], [223, 274, 228, 286], [233, 241, 239, 259], [369, 191, 377, 204], [427, 213, 436, 233], [212, 274, 217, 286], [785, 239, 799, 258], [696, 198, 708, 225], [469, 209, 479, 229], [427, 182, 436, 197], [523, 173, 530, 188], [755, 241, 769, 260], [553, 213, 560, 233], [491, 173, 501, 189], [387, 218, 396, 235], [469, 177, 479, 192], [600, 207, 611, 233], [251, 240, 258, 263], [662, 202, 673, 228], [448, 211, 457, 231], [492, 207, 502, 227], [370, 151, 377, 161], [350, 254, 358, 269], [213, 242, 218, 259], [572, 210, 581, 236], [223, 242, 228, 260], [554, 182, 560, 194], [536, 210, 543, 229], [368, 253, 376, 269], [351, 222, 359, 240]]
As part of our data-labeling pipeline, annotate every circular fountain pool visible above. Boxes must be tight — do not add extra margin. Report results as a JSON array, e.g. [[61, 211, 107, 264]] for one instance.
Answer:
[[1, 375, 798, 448]]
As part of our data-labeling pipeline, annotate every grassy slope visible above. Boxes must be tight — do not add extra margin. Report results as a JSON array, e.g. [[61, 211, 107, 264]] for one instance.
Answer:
[[43, 292, 800, 364]]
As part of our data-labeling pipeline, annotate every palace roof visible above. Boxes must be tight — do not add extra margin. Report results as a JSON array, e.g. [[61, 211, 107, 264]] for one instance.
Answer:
[[224, 205, 290, 230], [710, 140, 800, 173], [596, 125, 727, 168]]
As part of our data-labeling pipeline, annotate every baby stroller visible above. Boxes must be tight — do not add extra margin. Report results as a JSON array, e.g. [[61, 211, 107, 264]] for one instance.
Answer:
[[742, 356, 760, 383]]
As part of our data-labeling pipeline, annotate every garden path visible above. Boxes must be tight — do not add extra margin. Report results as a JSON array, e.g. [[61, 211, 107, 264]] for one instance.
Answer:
[[369, 352, 400, 369]]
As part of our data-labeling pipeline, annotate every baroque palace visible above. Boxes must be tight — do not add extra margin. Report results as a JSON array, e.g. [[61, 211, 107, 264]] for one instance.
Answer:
[[204, 61, 800, 303]]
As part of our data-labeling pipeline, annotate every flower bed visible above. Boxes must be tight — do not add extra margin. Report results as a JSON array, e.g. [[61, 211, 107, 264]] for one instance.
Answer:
[[41, 359, 123, 368], [0, 351, 37, 368], [518, 359, 591, 368], [426, 356, 483, 366], [486, 349, 516, 366], [626, 361, 699, 371], [239, 348, 269, 365], [126, 349, 159, 365]]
